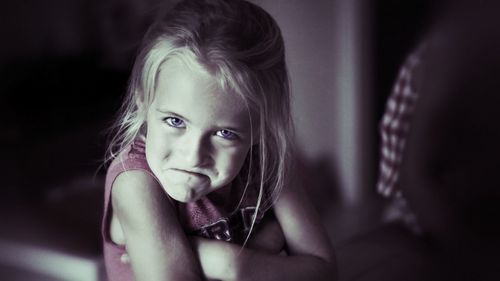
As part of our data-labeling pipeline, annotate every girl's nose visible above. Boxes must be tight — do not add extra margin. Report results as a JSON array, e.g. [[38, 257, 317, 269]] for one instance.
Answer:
[[182, 134, 211, 168]]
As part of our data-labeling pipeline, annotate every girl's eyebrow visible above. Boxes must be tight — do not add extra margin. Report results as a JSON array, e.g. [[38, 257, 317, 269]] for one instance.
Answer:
[[155, 109, 191, 123]]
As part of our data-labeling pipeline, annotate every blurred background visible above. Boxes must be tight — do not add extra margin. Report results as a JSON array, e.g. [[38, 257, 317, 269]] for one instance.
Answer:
[[0, 0, 438, 280]]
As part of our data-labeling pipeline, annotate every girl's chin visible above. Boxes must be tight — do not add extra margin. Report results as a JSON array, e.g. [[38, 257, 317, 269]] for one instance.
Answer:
[[164, 185, 207, 203]]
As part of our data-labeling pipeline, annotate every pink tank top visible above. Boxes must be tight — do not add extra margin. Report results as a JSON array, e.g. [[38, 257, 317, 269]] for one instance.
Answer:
[[101, 140, 265, 281]]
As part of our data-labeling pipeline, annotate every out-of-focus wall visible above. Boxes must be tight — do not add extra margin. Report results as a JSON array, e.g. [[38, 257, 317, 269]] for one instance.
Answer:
[[254, 0, 373, 204]]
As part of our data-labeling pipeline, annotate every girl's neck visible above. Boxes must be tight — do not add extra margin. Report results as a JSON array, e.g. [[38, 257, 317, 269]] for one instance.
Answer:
[[206, 179, 246, 213]]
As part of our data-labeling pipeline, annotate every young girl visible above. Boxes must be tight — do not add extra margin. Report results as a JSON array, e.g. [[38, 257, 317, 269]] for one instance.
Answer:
[[101, 0, 336, 280]]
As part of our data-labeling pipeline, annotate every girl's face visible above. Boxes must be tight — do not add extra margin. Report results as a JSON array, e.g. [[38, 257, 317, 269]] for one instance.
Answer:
[[145, 58, 254, 203]]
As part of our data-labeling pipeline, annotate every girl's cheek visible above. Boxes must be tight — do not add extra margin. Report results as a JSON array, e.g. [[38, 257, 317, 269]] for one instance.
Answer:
[[227, 149, 249, 172]]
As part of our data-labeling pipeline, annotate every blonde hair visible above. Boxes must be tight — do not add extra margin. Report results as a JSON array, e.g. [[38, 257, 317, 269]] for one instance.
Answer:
[[107, 0, 293, 237]]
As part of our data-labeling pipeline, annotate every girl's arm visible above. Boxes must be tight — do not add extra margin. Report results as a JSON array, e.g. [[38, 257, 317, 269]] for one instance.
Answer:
[[112, 170, 203, 281], [119, 213, 285, 264], [191, 176, 337, 281]]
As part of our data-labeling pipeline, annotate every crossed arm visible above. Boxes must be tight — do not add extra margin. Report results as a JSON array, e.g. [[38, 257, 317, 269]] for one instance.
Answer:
[[111, 170, 337, 281], [191, 180, 337, 281]]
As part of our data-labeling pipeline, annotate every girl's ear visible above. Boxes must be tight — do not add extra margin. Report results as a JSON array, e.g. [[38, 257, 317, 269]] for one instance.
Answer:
[[139, 122, 148, 138], [135, 93, 144, 110], [135, 91, 149, 138]]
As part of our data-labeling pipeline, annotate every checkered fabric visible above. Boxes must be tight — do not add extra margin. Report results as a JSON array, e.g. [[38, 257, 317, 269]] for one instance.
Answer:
[[377, 45, 425, 198]]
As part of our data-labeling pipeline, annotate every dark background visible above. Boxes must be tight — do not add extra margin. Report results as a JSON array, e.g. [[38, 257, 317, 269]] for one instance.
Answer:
[[0, 0, 162, 203]]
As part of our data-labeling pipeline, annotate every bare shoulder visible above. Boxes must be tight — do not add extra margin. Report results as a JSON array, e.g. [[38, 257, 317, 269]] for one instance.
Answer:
[[109, 170, 170, 245], [112, 170, 165, 209], [111, 170, 175, 228]]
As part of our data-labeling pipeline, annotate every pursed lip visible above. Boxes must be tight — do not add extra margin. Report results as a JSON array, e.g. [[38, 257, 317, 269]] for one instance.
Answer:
[[171, 168, 208, 178]]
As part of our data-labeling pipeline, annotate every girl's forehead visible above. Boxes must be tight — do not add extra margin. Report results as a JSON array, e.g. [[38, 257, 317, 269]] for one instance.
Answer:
[[156, 57, 231, 102], [157, 57, 224, 96], [153, 57, 252, 126]]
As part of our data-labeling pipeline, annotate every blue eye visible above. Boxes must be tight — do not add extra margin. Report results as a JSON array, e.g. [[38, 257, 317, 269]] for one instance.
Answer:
[[164, 117, 185, 128], [216, 129, 237, 140]]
